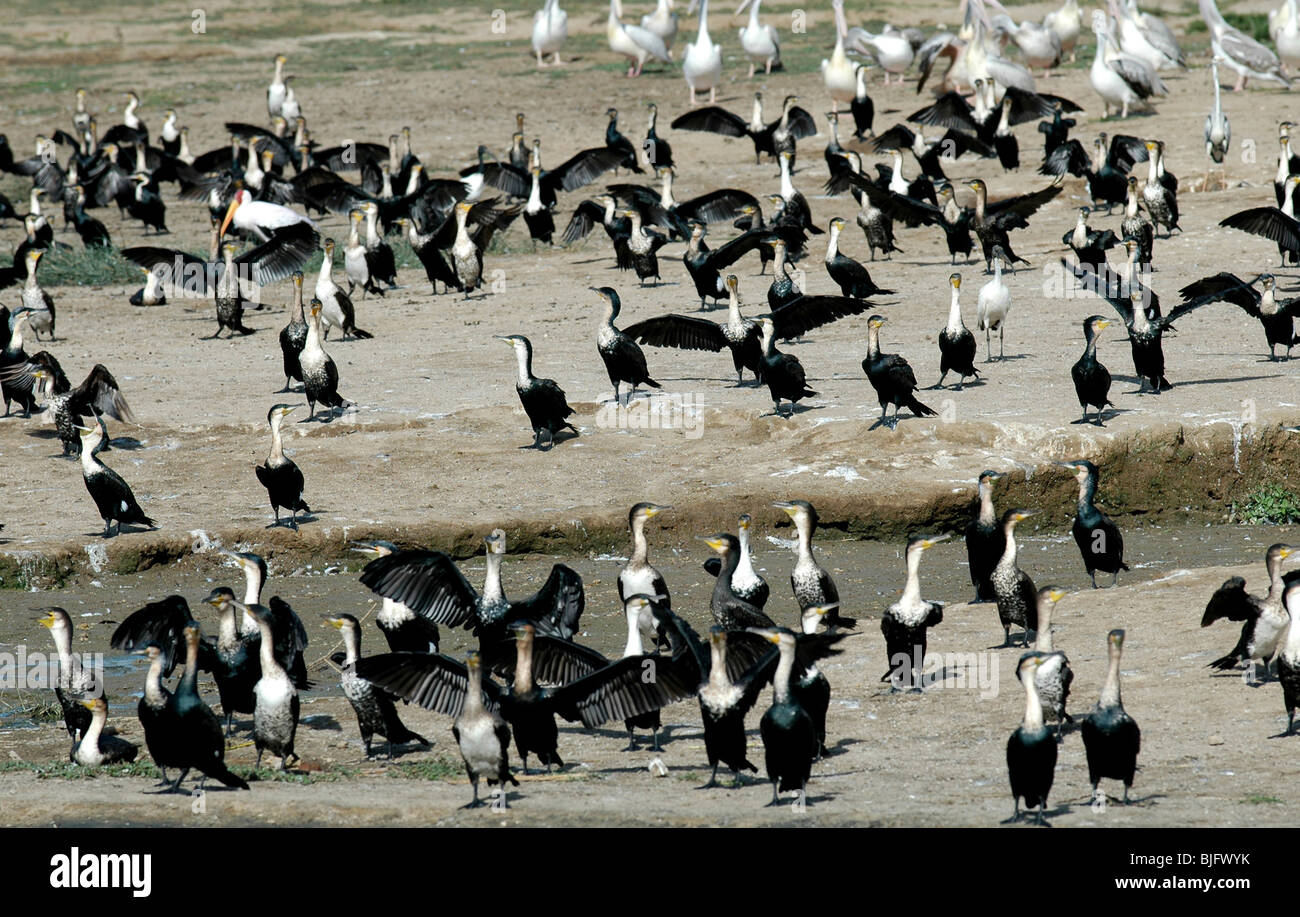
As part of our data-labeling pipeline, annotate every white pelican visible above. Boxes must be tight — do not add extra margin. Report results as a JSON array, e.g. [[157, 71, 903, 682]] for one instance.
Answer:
[[1110, 0, 1183, 71], [822, 0, 857, 110], [641, 0, 679, 58], [1089, 11, 1163, 118], [737, 0, 780, 77], [990, 14, 1062, 75], [848, 22, 915, 86], [1205, 57, 1230, 185], [608, 0, 671, 77], [267, 54, 287, 119], [1043, 0, 1082, 62], [1200, 0, 1290, 90], [532, 0, 567, 67], [220, 189, 315, 242], [964, 18, 1036, 92], [1276, 0, 1300, 68], [683, 0, 723, 105], [1126, 0, 1184, 67], [1271, 0, 1293, 41]]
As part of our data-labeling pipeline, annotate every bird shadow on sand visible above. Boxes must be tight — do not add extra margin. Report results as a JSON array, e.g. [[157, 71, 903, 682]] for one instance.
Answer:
[[1066, 791, 1164, 808], [768, 403, 824, 419], [517, 428, 580, 451], [1071, 407, 1135, 424], [819, 737, 863, 758], [300, 714, 342, 731], [981, 352, 1032, 363], [85, 523, 157, 539], [1169, 374, 1282, 389], [265, 512, 318, 531]]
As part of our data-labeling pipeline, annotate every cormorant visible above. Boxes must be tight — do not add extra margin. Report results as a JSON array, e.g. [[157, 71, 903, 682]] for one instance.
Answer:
[[621, 208, 668, 285], [496, 334, 578, 449], [699, 533, 777, 630], [38, 607, 101, 741], [1020, 586, 1073, 740], [255, 403, 310, 530], [991, 508, 1039, 647], [1177, 272, 1300, 361], [619, 502, 672, 613], [702, 513, 770, 608], [71, 698, 138, 767], [301, 298, 350, 422], [137, 645, 185, 788], [850, 64, 874, 139], [316, 237, 373, 338], [1120, 177, 1154, 268], [26, 358, 133, 457], [605, 108, 641, 173], [1220, 174, 1300, 267], [1080, 629, 1141, 804], [966, 469, 1006, 603], [1141, 140, 1178, 236], [935, 272, 980, 390], [1059, 459, 1128, 587], [455, 650, 519, 808], [168, 625, 250, 791], [643, 102, 673, 170], [670, 92, 816, 164], [1275, 579, 1300, 734], [862, 314, 938, 429], [1062, 208, 1119, 269], [774, 500, 855, 631], [880, 535, 948, 692], [20, 249, 55, 340], [824, 217, 893, 299], [765, 235, 801, 310], [592, 286, 660, 406], [1005, 654, 1056, 825], [1071, 315, 1114, 425], [74, 422, 154, 537], [963, 177, 1059, 272], [350, 541, 441, 653], [241, 599, 300, 770], [326, 614, 430, 758], [279, 271, 307, 391], [755, 315, 816, 417], [1202, 543, 1295, 683]]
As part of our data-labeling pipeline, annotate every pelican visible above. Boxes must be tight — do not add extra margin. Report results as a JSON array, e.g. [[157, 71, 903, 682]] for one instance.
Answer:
[[1205, 57, 1230, 186], [1089, 11, 1163, 118], [532, 0, 567, 67], [641, 0, 680, 57], [608, 0, 671, 77], [1200, 0, 1290, 90], [1126, 0, 1185, 68], [683, 0, 723, 105], [1044, 0, 1082, 62], [1277, 0, 1300, 69], [848, 20, 915, 86], [220, 188, 315, 242], [1111, 0, 1183, 71], [737, 0, 780, 77], [822, 0, 857, 109], [991, 14, 1062, 76], [267, 54, 288, 119]]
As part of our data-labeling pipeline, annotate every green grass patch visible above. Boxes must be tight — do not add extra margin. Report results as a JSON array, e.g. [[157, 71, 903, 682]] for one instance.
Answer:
[[0, 759, 163, 780], [39, 243, 140, 287], [388, 756, 463, 781], [1232, 483, 1300, 524], [1186, 12, 1270, 41], [1242, 794, 1283, 805]]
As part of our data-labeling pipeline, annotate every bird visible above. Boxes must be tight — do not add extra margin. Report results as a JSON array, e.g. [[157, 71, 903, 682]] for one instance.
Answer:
[[279, 271, 307, 391], [963, 178, 1059, 273], [824, 217, 893, 299], [495, 334, 578, 450], [255, 404, 310, 531], [966, 470, 1007, 604], [702, 513, 769, 609], [1089, 11, 1165, 118], [1020, 586, 1073, 740], [936, 272, 980, 390], [773, 499, 854, 631], [215, 595, 299, 771], [975, 252, 1012, 362], [862, 314, 937, 430], [1005, 654, 1057, 826], [1059, 460, 1128, 588], [1220, 175, 1300, 268], [822, 0, 858, 109], [1080, 629, 1141, 805], [1178, 272, 1300, 361], [1275, 578, 1300, 734], [880, 534, 948, 692], [736, 0, 781, 77], [19, 250, 54, 341], [165, 624, 251, 791], [455, 650, 521, 808], [325, 614, 431, 759], [592, 286, 661, 406], [300, 298, 350, 422], [37, 607, 102, 741], [640, 0, 679, 57], [642, 102, 673, 170], [607, 0, 671, 77], [1202, 543, 1295, 684], [991, 508, 1039, 648], [1045, 0, 1083, 62], [755, 315, 816, 417], [619, 502, 672, 615], [1071, 315, 1115, 426], [267, 54, 288, 118], [1200, 0, 1290, 91], [135, 644, 183, 787], [24, 358, 134, 458], [531, 0, 567, 67], [698, 533, 777, 630], [1204, 57, 1231, 187], [682, 0, 722, 105], [349, 541, 441, 653], [220, 187, 315, 242], [73, 421, 153, 537], [671, 93, 816, 166], [71, 698, 138, 768]]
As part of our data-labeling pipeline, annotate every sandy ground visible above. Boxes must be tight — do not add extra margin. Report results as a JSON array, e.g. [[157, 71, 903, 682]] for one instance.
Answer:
[[3, 0, 1300, 826]]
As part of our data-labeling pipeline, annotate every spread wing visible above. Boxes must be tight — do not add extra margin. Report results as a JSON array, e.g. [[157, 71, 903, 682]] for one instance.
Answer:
[[358, 550, 480, 630]]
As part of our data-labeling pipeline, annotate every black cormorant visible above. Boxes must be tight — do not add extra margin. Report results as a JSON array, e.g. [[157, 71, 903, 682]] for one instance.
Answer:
[[962, 177, 1060, 272], [880, 535, 948, 692], [496, 334, 578, 449], [702, 513, 770, 608], [670, 92, 816, 164], [1177, 272, 1300, 361], [1059, 459, 1128, 587], [1080, 629, 1141, 804], [279, 271, 307, 391], [326, 614, 430, 758], [255, 404, 310, 530], [592, 286, 661, 405], [1202, 543, 1295, 683], [863, 314, 937, 429], [935, 272, 980, 390], [824, 217, 893, 299], [966, 469, 1006, 603], [755, 315, 815, 417], [1071, 315, 1114, 425], [991, 508, 1039, 647], [350, 541, 441, 653], [74, 422, 153, 537], [301, 298, 349, 421], [1005, 654, 1056, 825]]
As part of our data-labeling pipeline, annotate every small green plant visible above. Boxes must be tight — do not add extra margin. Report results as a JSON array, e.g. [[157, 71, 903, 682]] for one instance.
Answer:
[[1233, 483, 1300, 524], [389, 756, 463, 781], [1242, 794, 1282, 805], [39, 243, 140, 287]]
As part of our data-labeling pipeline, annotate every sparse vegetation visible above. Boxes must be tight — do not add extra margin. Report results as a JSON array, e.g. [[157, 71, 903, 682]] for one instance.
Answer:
[[1232, 483, 1300, 525]]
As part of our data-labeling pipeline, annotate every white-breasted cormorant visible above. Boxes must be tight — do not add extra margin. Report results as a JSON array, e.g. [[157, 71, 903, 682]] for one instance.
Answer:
[[326, 614, 430, 758], [1275, 579, 1300, 734], [240, 598, 300, 770], [1071, 315, 1114, 425], [863, 314, 938, 429], [137, 644, 184, 787], [1020, 586, 1073, 740], [26, 358, 133, 457], [1177, 272, 1300, 361], [991, 508, 1039, 647], [351, 541, 441, 653], [699, 533, 777, 630], [966, 469, 1006, 603], [935, 272, 980, 389], [619, 502, 672, 614], [456, 650, 520, 808], [1059, 459, 1128, 587], [1202, 543, 1295, 683], [880, 534, 948, 691], [1005, 654, 1056, 825], [1220, 174, 1300, 266], [962, 177, 1060, 272], [642, 102, 673, 169], [670, 92, 816, 165], [38, 607, 101, 741], [255, 404, 310, 530], [20, 250, 54, 340], [774, 499, 855, 631], [755, 315, 815, 417], [592, 286, 661, 405], [74, 422, 153, 537], [301, 298, 350, 422], [621, 208, 667, 286], [279, 271, 307, 391], [1080, 629, 1140, 804], [702, 513, 770, 608], [315, 238, 372, 340], [71, 698, 138, 768], [496, 334, 578, 449]]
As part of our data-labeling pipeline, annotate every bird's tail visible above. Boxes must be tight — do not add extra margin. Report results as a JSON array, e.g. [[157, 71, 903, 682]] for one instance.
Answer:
[[905, 394, 938, 417], [801, 387, 819, 398], [644, 377, 662, 389], [1207, 653, 1240, 671], [296, 499, 311, 512], [391, 724, 430, 747], [348, 325, 374, 340], [208, 763, 250, 790]]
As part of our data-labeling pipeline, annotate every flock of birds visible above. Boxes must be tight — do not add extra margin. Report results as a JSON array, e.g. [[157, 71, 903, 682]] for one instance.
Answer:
[[4, 0, 1300, 823]]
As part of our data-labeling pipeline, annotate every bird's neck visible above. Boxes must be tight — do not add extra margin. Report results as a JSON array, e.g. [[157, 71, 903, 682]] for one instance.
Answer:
[[998, 523, 1019, 567], [901, 548, 923, 605], [513, 345, 532, 387], [1021, 670, 1045, 731], [825, 224, 840, 262], [1099, 645, 1122, 709], [977, 483, 996, 525], [707, 641, 732, 690], [629, 517, 649, 565], [866, 323, 881, 360], [512, 638, 534, 694], [341, 626, 360, 667], [946, 286, 963, 333], [772, 642, 795, 705], [142, 653, 167, 705], [1076, 474, 1097, 512], [622, 610, 645, 659], [1036, 604, 1054, 652], [268, 420, 286, 465], [483, 552, 505, 603]]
